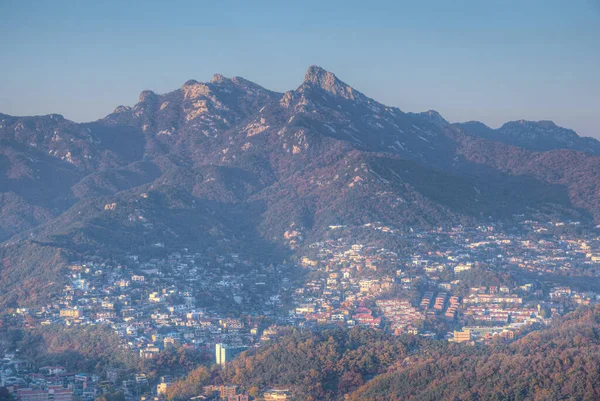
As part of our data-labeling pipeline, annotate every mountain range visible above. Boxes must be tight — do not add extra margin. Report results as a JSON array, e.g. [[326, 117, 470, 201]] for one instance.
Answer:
[[1, 65, 600, 309]]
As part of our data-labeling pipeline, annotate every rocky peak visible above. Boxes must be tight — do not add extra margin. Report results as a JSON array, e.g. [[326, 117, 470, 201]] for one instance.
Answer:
[[453, 121, 493, 137], [302, 65, 356, 100], [210, 73, 227, 84], [304, 65, 330, 82], [113, 105, 132, 114], [536, 120, 559, 129], [505, 120, 558, 130], [181, 80, 211, 100], [416, 110, 448, 125], [138, 90, 157, 103], [499, 120, 575, 141], [211, 74, 261, 93]]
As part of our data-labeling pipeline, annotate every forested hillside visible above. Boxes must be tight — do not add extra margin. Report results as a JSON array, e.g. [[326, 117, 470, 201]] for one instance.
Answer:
[[183, 307, 600, 401]]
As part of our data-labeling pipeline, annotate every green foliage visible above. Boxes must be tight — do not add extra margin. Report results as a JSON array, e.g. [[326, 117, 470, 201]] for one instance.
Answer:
[[454, 268, 515, 297], [164, 366, 211, 401], [142, 347, 213, 380], [94, 391, 125, 401], [218, 327, 420, 401], [0, 242, 68, 310], [161, 308, 600, 401], [5, 325, 140, 375], [348, 306, 600, 401]]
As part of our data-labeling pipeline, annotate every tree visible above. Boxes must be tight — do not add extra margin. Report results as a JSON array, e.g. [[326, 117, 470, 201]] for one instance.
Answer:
[[248, 386, 259, 398], [338, 371, 364, 395], [0, 387, 13, 401], [165, 366, 210, 401]]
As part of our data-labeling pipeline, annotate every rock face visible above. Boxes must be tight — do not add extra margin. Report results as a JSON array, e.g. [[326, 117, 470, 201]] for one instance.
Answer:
[[1, 65, 600, 308], [303, 65, 357, 99]]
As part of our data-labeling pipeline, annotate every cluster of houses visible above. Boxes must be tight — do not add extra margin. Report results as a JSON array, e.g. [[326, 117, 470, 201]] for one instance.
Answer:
[[0, 357, 92, 401], [290, 218, 600, 341], [4, 216, 600, 398]]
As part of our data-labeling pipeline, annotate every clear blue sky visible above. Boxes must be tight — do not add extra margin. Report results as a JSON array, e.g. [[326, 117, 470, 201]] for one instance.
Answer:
[[1, 0, 599, 137]]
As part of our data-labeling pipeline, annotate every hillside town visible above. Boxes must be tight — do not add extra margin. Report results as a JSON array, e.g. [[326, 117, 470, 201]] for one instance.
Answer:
[[3, 216, 600, 400]]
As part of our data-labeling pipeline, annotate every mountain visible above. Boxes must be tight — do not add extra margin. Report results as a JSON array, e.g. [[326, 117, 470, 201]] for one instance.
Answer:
[[1, 66, 600, 309], [455, 119, 600, 155]]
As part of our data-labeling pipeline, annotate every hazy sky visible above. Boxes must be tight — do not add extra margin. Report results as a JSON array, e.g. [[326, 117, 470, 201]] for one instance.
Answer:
[[1, 0, 599, 137]]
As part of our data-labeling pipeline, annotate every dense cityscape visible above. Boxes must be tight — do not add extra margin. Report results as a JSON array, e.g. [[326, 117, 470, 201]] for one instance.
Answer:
[[2, 3, 599, 399], [3, 216, 600, 400]]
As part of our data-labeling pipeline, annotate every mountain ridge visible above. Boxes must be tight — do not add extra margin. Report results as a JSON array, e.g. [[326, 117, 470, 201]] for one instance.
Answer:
[[454, 118, 600, 154], [1, 65, 600, 309]]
